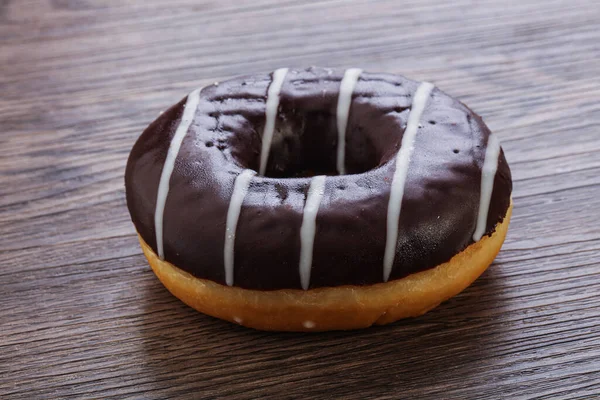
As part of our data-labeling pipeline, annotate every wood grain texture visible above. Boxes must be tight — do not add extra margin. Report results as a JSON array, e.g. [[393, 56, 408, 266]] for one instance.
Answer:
[[1, 0, 600, 398]]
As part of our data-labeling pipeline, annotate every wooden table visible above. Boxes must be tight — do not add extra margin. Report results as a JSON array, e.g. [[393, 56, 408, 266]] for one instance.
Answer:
[[2, 1, 599, 398]]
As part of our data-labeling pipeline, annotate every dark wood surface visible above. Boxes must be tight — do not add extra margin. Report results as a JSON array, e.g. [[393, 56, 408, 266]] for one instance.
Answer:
[[2, 0, 600, 398]]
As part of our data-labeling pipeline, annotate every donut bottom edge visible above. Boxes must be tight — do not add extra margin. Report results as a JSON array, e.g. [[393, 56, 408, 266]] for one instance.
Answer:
[[139, 201, 512, 332]]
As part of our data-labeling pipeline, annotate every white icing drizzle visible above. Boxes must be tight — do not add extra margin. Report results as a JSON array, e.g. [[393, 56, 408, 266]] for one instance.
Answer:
[[299, 175, 327, 290], [336, 68, 362, 175], [224, 169, 256, 286], [233, 316, 243, 324], [383, 82, 434, 282], [154, 88, 201, 260], [259, 68, 289, 176], [303, 320, 316, 329], [473, 133, 501, 241]]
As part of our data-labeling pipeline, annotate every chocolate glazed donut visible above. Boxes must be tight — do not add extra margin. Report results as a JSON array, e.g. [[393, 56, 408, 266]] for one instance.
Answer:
[[125, 67, 512, 331]]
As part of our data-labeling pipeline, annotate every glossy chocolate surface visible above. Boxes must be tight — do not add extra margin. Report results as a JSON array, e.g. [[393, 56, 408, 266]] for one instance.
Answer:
[[125, 67, 512, 290]]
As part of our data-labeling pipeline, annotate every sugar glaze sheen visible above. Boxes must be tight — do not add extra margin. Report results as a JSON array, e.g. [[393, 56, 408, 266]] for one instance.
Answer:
[[125, 67, 512, 291]]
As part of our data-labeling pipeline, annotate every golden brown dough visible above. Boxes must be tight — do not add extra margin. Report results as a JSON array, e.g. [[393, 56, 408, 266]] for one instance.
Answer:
[[140, 203, 511, 332]]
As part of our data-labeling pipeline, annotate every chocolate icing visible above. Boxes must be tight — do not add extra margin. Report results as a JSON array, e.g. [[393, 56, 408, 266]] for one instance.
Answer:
[[125, 67, 512, 290]]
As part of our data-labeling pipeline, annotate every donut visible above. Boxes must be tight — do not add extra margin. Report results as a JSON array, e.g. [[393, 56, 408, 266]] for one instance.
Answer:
[[125, 67, 512, 331]]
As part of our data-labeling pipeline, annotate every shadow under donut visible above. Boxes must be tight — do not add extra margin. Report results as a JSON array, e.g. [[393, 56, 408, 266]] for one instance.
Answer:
[[136, 261, 509, 398]]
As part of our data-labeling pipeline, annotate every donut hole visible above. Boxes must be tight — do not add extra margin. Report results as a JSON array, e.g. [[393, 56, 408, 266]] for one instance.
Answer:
[[222, 81, 405, 178], [256, 112, 338, 177], [245, 106, 397, 178]]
